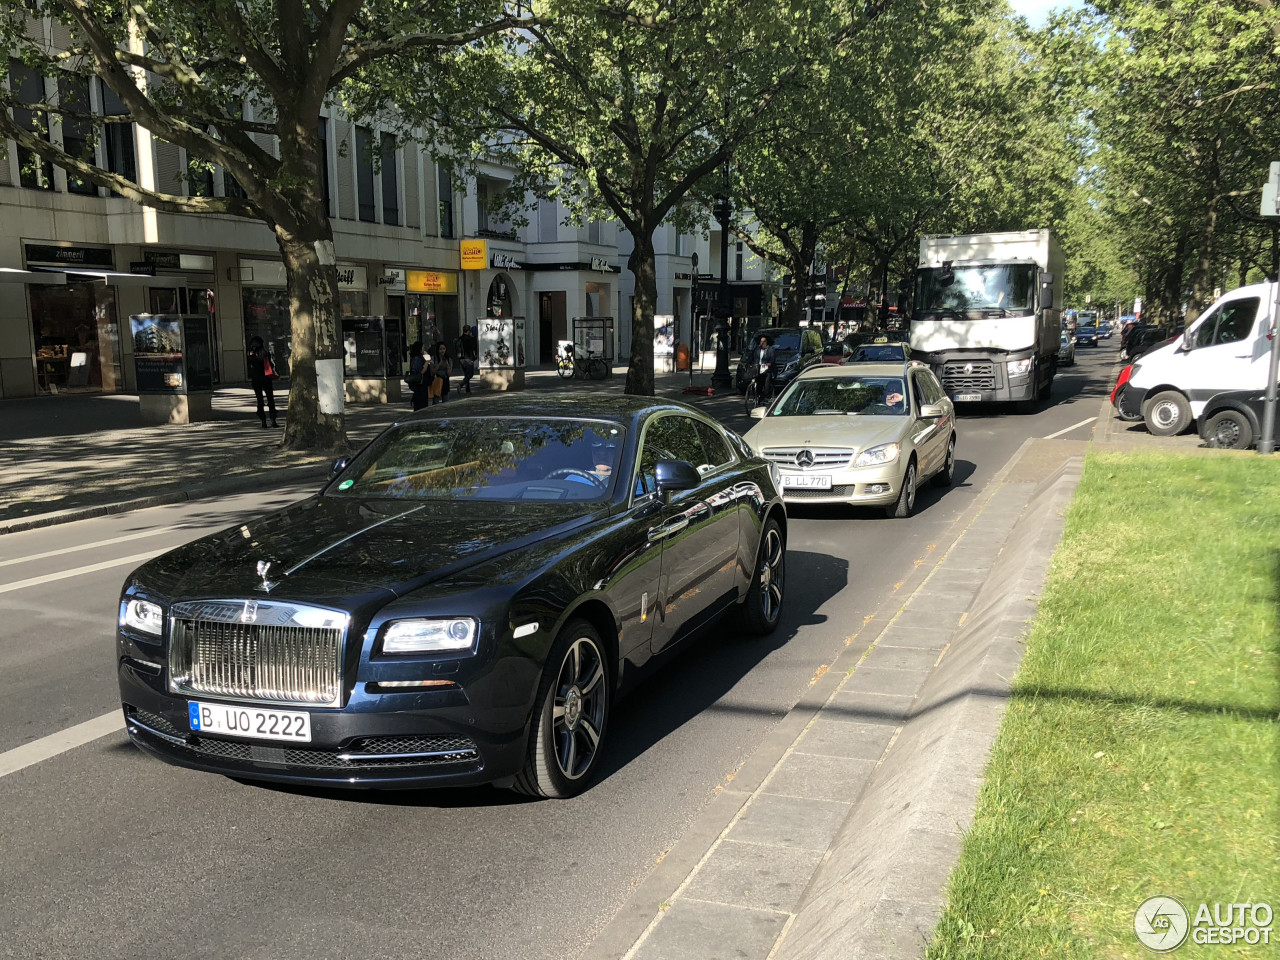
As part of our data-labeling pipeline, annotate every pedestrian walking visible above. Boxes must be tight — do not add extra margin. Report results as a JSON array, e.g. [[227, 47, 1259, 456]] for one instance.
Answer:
[[429, 341, 452, 404], [247, 335, 279, 428], [406, 340, 430, 412], [457, 324, 478, 394]]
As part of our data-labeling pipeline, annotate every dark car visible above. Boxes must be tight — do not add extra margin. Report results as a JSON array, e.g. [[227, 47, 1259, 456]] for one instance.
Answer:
[[117, 396, 787, 798], [1197, 389, 1271, 449], [843, 340, 911, 364], [1075, 325, 1099, 347], [735, 327, 823, 393]]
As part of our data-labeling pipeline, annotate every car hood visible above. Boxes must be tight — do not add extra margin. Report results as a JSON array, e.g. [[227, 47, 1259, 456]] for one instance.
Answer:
[[130, 496, 604, 602], [744, 415, 909, 455]]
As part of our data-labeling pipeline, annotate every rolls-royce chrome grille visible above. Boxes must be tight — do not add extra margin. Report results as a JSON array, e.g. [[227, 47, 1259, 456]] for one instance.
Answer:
[[168, 600, 349, 708], [762, 447, 855, 470]]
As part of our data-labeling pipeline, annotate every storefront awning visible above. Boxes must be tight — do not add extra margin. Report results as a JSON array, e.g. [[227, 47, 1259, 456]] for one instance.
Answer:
[[0, 267, 66, 285], [27, 266, 190, 286]]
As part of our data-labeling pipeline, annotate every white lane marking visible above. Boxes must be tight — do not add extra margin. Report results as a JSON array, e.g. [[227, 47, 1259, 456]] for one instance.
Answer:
[[0, 525, 182, 568], [0, 550, 165, 595], [1042, 417, 1096, 440], [0, 711, 124, 779]]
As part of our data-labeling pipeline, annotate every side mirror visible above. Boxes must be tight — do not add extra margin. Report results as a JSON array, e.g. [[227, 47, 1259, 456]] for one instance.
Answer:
[[654, 459, 701, 496], [330, 456, 350, 478], [749, 406, 768, 419], [919, 403, 945, 419]]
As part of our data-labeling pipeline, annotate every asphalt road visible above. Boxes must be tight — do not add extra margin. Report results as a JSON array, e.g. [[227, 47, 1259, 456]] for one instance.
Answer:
[[0, 344, 1117, 960]]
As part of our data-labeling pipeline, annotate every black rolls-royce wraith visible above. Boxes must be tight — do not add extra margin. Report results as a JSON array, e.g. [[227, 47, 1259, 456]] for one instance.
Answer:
[[117, 395, 787, 798]]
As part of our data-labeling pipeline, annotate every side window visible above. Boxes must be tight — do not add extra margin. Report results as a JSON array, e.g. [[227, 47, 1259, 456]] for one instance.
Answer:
[[1214, 298, 1259, 345], [922, 371, 946, 405], [693, 420, 734, 472], [648, 415, 709, 468]]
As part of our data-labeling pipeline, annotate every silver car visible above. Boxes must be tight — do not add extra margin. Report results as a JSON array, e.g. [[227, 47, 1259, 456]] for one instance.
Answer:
[[743, 362, 957, 518], [1058, 332, 1076, 366]]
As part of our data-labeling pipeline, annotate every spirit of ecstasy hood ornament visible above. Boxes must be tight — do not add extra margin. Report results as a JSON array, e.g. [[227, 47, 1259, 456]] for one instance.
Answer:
[[256, 560, 278, 593]]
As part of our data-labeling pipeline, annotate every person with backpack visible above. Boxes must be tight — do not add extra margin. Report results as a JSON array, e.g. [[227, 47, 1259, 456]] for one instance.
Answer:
[[246, 336, 279, 428], [457, 324, 478, 394], [428, 341, 452, 404]]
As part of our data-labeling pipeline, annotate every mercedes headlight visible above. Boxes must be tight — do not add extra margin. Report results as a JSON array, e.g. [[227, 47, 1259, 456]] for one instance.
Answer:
[[853, 442, 901, 467], [1007, 358, 1033, 378], [120, 598, 165, 636], [382, 617, 478, 654], [784, 358, 799, 372]]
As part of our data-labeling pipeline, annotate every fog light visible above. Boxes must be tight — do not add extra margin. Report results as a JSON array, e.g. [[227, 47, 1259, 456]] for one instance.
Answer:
[[867, 483, 889, 494]]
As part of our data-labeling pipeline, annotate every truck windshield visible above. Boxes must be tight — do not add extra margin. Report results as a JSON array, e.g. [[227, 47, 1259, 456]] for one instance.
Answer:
[[914, 265, 1037, 318]]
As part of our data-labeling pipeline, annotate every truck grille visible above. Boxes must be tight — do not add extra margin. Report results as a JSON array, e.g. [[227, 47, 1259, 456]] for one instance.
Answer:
[[762, 447, 855, 469], [941, 360, 996, 392], [168, 600, 348, 708]]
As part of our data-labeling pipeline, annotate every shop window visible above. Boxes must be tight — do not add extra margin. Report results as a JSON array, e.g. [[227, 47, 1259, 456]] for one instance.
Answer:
[[57, 73, 95, 195], [317, 118, 331, 214], [31, 282, 121, 392], [98, 78, 136, 186], [356, 125, 376, 222], [380, 132, 398, 226], [241, 287, 292, 378], [10, 59, 54, 190], [438, 162, 454, 238]]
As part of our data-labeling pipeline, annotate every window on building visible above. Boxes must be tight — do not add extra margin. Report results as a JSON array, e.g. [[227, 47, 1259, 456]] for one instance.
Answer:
[[356, 125, 376, 222], [735, 242, 744, 281], [538, 198, 558, 242], [380, 132, 399, 226], [97, 78, 136, 186], [10, 59, 54, 190], [317, 118, 331, 214], [57, 73, 95, 195], [438, 162, 454, 238], [588, 219, 601, 245]]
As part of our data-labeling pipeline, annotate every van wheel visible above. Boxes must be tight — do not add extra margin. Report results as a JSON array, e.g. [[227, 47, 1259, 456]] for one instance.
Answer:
[[1205, 409, 1253, 449], [1143, 391, 1191, 436]]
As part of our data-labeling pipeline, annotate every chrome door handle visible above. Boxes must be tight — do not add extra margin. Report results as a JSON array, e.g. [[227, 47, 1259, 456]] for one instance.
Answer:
[[648, 517, 689, 542]]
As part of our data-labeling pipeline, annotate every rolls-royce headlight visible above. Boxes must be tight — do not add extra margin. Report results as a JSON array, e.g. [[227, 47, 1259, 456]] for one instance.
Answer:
[[853, 442, 901, 467], [382, 617, 478, 654], [120, 598, 165, 636]]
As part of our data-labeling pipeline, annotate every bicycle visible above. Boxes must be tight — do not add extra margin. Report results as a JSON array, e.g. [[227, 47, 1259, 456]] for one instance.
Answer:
[[744, 377, 772, 415], [556, 353, 575, 378], [574, 351, 610, 381]]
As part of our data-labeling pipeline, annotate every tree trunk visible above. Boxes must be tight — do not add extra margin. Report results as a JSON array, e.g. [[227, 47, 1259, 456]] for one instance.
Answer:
[[624, 229, 657, 395], [781, 224, 818, 327], [1186, 183, 1220, 326], [276, 223, 348, 451]]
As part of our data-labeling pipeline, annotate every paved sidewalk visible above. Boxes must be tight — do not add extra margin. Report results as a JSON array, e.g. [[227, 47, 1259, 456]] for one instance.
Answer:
[[0, 362, 733, 532], [583, 438, 1088, 960]]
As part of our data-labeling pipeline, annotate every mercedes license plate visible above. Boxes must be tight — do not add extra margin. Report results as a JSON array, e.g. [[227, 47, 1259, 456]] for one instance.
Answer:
[[954, 393, 982, 402], [188, 701, 312, 742], [781, 473, 832, 490]]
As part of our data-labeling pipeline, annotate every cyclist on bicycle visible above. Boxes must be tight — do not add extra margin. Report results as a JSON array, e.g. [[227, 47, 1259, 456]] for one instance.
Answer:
[[754, 335, 776, 404]]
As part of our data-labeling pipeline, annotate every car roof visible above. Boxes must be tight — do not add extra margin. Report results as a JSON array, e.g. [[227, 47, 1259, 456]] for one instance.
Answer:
[[794, 361, 914, 379], [399, 392, 701, 426]]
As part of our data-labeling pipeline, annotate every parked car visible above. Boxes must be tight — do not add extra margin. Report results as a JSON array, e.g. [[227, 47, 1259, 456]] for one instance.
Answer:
[[1197, 389, 1272, 449], [735, 327, 824, 393], [844, 339, 911, 364], [743, 362, 956, 518], [1074, 324, 1099, 347], [117, 396, 787, 797], [1058, 332, 1076, 367], [1119, 284, 1271, 436]]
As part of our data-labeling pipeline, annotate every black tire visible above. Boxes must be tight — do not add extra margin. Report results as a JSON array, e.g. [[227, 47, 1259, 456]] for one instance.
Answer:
[[513, 619, 611, 799], [1205, 409, 1254, 449], [1143, 390, 1191, 437], [731, 518, 785, 635], [744, 379, 759, 416], [556, 359, 573, 379], [886, 458, 917, 518], [588, 357, 609, 380], [932, 434, 956, 488]]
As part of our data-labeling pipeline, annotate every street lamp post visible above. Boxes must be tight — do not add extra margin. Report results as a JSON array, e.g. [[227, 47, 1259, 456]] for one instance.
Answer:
[[711, 191, 733, 388], [690, 252, 699, 385]]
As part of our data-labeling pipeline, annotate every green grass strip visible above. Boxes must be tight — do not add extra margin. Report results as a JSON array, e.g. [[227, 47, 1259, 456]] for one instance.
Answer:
[[928, 451, 1279, 958]]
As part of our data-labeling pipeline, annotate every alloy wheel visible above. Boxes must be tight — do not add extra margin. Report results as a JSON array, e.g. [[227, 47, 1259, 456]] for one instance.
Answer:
[[757, 527, 785, 622], [551, 637, 607, 780]]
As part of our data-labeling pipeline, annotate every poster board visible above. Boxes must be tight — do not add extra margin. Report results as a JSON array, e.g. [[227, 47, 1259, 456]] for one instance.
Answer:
[[477, 317, 514, 369], [130, 314, 184, 393]]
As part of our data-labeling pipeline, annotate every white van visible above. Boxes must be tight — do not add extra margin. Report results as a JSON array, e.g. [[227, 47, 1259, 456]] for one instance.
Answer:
[[1118, 282, 1275, 436]]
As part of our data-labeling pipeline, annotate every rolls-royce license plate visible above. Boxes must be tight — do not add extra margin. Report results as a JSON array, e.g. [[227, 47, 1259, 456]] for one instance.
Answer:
[[954, 393, 982, 402], [781, 473, 832, 490], [188, 701, 312, 742]]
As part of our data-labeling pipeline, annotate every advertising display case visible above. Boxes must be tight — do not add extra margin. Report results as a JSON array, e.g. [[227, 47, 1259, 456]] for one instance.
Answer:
[[130, 314, 215, 423], [473, 315, 526, 391], [342, 315, 405, 403]]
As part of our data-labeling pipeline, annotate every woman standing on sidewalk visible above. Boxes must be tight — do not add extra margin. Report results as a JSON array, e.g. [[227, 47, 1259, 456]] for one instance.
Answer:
[[407, 341, 430, 412], [246, 336, 279, 428], [429, 341, 452, 404]]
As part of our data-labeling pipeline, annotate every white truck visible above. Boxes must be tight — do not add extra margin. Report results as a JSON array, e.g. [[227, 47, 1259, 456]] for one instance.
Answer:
[[911, 230, 1064, 408]]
